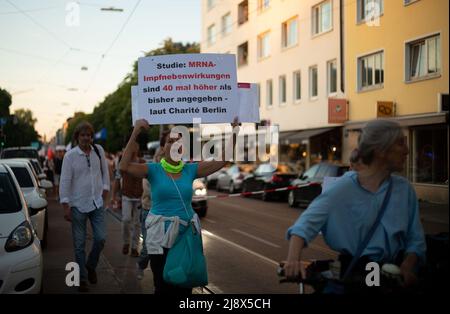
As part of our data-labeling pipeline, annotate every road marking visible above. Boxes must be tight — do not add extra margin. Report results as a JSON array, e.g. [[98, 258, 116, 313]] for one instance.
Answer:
[[202, 229, 279, 267], [108, 208, 335, 257], [203, 218, 217, 224], [231, 228, 281, 248]]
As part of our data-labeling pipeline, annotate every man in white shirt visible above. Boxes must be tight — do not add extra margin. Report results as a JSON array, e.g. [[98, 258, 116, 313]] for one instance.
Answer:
[[59, 121, 110, 292]]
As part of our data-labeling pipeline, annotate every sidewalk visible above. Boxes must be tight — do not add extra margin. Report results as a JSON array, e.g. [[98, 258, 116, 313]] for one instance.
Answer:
[[42, 198, 125, 293]]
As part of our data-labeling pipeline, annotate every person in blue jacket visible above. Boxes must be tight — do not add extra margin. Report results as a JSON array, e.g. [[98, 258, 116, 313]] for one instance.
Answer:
[[284, 119, 426, 291]]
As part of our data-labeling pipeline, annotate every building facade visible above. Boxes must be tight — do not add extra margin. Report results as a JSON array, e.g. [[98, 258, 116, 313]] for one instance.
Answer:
[[343, 0, 449, 203], [201, 0, 345, 171]]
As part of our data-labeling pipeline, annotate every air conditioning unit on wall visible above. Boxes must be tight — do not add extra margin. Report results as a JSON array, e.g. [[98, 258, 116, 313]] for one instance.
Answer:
[[438, 93, 449, 112]]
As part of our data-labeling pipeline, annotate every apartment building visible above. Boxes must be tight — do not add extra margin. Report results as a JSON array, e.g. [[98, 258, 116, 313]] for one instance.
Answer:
[[201, 0, 345, 170], [343, 0, 449, 203]]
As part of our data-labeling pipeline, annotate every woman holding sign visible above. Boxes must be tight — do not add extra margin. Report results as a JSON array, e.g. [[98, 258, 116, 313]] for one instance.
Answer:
[[119, 118, 240, 294]]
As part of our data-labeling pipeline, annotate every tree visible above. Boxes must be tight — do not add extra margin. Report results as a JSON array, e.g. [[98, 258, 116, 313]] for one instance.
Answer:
[[0, 87, 12, 117], [3, 109, 41, 148], [64, 112, 90, 144]]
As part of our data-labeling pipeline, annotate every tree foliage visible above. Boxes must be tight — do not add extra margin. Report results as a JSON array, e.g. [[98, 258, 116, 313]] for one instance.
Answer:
[[3, 108, 40, 147], [0, 87, 12, 117], [64, 38, 199, 153]]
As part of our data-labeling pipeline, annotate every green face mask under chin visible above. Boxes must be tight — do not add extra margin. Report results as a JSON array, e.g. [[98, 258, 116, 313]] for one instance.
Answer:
[[160, 158, 184, 174]]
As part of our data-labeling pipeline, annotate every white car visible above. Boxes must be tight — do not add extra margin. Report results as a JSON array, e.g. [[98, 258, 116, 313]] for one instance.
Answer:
[[0, 163, 44, 294], [0, 159, 50, 249], [8, 158, 53, 197]]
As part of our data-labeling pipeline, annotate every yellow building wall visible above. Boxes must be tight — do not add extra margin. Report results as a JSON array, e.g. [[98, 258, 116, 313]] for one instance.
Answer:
[[345, 0, 449, 120]]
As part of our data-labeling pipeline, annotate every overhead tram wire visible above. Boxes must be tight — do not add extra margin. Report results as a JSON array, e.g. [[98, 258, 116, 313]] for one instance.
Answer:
[[83, 0, 142, 95], [5, 0, 72, 49]]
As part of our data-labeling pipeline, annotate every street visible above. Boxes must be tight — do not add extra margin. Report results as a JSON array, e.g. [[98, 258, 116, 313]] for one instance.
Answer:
[[42, 189, 448, 294], [42, 190, 339, 294]]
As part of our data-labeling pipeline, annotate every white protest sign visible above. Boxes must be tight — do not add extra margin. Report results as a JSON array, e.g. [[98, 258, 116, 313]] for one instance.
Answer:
[[131, 85, 139, 126], [132, 82, 260, 125], [238, 83, 260, 123], [137, 53, 238, 125]]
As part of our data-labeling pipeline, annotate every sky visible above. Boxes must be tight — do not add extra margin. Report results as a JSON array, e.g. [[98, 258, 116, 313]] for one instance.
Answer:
[[0, 0, 201, 140]]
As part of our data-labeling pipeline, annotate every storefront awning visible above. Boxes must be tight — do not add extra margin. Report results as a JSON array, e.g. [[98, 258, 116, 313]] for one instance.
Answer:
[[344, 112, 448, 130], [280, 127, 337, 144]]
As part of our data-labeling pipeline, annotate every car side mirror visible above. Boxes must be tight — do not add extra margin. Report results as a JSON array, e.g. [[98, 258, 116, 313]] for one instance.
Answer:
[[28, 197, 47, 216], [38, 173, 46, 180], [40, 179, 53, 190]]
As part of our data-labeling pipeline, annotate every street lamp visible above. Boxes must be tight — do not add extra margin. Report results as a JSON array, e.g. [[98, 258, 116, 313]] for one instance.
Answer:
[[100, 7, 124, 12]]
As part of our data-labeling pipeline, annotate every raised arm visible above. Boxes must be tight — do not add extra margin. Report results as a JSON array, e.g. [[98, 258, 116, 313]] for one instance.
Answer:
[[119, 119, 149, 179], [197, 117, 240, 178]]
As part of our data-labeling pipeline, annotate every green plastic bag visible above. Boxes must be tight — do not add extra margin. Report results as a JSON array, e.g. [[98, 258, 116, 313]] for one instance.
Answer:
[[163, 221, 208, 288]]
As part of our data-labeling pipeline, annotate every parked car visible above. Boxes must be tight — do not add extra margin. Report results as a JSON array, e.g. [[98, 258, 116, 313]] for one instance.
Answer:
[[0, 163, 44, 294], [205, 166, 228, 189], [6, 158, 53, 197], [241, 163, 297, 201], [0, 159, 50, 249], [215, 164, 254, 193], [288, 162, 349, 208], [192, 178, 208, 217], [28, 158, 46, 180], [0, 147, 42, 167]]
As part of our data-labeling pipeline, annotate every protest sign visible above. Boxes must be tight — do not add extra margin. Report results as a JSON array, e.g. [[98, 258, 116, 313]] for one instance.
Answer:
[[132, 82, 260, 125], [137, 53, 238, 125], [238, 83, 260, 123]]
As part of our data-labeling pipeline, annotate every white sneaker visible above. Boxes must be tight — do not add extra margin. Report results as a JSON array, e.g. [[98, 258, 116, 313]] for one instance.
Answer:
[[136, 263, 144, 280]]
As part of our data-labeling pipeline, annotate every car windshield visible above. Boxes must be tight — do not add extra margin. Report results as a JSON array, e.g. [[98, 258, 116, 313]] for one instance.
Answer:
[[1, 149, 39, 160], [30, 160, 42, 174], [0, 173, 22, 213], [10, 167, 34, 188], [256, 163, 294, 174]]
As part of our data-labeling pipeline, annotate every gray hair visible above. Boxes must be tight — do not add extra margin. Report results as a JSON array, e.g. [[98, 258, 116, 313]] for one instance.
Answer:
[[354, 119, 403, 165]]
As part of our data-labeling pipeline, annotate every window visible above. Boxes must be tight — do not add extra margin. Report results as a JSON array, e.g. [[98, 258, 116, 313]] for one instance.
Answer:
[[266, 79, 273, 107], [221, 13, 232, 36], [238, 0, 249, 25], [412, 125, 448, 185], [303, 164, 320, 179], [309, 65, 318, 98], [258, 32, 270, 59], [258, 0, 270, 12], [406, 34, 441, 81], [404, 0, 419, 5], [237, 42, 248, 67], [11, 167, 34, 188], [282, 17, 298, 48], [312, 0, 332, 36], [279, 75, 287, 105], [327, 59, 337, 95], [0, 173, 22, 213], [293, 71, 301, 101], [207, 0, 216, 10], [207, 24, 216, 46], [357, 0, 383, 23], [358, 51, 384, 91]]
